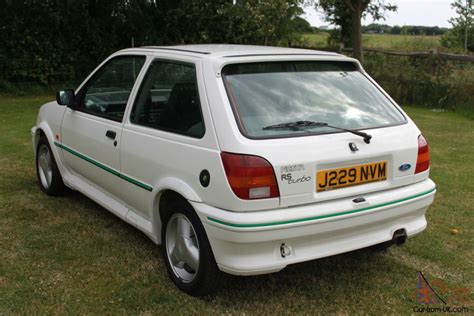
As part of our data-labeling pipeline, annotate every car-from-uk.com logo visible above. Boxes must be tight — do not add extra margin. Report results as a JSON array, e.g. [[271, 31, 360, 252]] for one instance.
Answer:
[[413, 271, 471, 313]]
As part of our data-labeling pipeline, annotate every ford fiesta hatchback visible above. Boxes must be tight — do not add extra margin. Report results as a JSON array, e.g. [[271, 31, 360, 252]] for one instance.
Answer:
[[32, 45, 436, 296]]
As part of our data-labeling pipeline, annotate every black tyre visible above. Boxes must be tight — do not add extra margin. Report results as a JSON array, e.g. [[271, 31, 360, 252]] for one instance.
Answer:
[[36, 136, 66, 196], [161, 198, 222, 296]]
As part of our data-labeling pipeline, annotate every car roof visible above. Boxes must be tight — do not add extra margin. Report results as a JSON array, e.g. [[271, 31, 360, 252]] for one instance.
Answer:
[[118, 45, 360, 74], [121, 44, 342, 58]]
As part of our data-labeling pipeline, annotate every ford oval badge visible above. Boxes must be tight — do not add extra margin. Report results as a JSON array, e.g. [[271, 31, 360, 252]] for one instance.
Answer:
[[399, 164, 411, 171]]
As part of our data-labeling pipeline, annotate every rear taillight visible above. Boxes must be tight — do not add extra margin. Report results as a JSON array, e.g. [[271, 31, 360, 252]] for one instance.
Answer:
[[415, 134, 430, 173], [220, 152, 280, 200]]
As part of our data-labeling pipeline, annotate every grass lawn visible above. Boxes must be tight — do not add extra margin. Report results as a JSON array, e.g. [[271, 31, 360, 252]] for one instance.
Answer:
[[1, 96, 473, 314], [300, 33, 442, 52]]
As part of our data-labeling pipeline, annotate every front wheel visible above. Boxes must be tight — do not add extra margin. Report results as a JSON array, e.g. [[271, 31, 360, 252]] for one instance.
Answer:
[[36, 136, 66, 196], [162, 199, 222, 296]]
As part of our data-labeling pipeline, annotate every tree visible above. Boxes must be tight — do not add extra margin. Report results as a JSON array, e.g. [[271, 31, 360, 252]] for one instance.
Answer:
[[315, 0, 396, 62], [344, 0, 367, 62], [317, 1, 353, 48], [0, 0, 308, 87], [441, 0, 473, 53], [207, 0, 304, 46], [290, 16, 313, 34]]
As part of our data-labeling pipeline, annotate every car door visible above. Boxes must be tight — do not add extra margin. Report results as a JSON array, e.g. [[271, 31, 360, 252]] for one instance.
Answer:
[[120, 58, 214, 219], [60, 55, 146, 201]]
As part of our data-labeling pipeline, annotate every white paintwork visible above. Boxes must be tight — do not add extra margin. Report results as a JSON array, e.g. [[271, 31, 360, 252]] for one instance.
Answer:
[[193, 179, 435, 275], [32, 45, 436, 275], [61, 108, 124, 198]]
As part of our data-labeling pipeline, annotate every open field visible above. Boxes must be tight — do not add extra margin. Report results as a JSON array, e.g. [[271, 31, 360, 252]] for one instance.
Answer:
[[300, 33, 443, 52], [1, 96, 473, 314]]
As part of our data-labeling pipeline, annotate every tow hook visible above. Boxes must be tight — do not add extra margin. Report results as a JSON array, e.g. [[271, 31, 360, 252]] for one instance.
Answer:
[[280, 243, 292, 258]]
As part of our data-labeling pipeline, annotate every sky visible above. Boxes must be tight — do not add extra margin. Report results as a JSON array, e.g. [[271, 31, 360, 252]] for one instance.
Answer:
[[303, 0, 458, 28]]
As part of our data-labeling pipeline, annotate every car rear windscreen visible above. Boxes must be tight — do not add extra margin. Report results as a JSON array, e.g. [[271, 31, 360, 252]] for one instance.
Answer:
[[222, 61, 406, 139]]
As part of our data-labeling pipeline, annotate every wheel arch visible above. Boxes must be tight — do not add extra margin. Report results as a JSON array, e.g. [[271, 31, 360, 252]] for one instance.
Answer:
[[34, 123, 57, 155], [152, 179, 203, 244], [33, 122, 69, 182], [33, 127, 46, 153]]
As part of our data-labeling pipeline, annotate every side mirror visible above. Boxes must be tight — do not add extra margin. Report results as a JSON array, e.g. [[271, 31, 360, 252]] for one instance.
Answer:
[[56, 89, 75, 107]]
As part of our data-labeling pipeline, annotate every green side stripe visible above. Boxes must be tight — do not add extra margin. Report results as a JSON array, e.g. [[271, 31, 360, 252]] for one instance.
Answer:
[[119, 173, 153, 191], [54, 142, 153, 192], [207, 188, 436, 228]]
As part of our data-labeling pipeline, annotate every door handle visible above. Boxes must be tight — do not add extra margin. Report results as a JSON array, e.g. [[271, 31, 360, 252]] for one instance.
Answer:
[[105, 130, 116, 139]]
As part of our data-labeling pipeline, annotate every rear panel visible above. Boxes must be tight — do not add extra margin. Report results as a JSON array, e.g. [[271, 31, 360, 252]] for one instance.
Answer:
[[202, 56, 429, 211]]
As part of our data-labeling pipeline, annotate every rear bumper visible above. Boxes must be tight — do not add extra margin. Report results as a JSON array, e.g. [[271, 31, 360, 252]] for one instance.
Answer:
[[192, 179, 436, 276]]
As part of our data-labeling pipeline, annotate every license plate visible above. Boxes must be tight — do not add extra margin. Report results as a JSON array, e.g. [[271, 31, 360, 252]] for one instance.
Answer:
[[316, 161, 388, 192]]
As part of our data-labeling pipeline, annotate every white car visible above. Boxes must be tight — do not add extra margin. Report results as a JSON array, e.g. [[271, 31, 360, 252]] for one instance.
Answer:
[[32, 45, 435, 296]]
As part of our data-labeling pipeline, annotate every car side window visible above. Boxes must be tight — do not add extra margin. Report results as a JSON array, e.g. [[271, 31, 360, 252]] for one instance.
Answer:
[[130, 60, 205, 138], [76, 56, 145, 122]]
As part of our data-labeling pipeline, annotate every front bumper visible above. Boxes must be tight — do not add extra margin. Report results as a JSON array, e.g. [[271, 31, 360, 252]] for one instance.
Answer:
[[192, 179, 436, 276], [31, 126, 37, 153]]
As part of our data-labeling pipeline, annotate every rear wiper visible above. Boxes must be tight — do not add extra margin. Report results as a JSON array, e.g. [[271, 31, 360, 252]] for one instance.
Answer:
[[263, 120, 372, 144]]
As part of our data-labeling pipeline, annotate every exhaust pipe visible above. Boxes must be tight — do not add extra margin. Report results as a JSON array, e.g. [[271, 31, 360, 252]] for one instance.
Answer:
[[389, 229, 407, 246], [392, 229, 407, 245], [372, 229, 407, 251]]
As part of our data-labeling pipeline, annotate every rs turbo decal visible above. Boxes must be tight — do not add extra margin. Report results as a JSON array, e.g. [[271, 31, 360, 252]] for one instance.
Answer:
[[54, 142, 153, 192], [207, 188, 436, 228]]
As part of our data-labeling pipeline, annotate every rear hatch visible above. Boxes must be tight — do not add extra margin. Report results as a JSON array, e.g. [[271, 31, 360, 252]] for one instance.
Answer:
[[219, 59, 424, 208], [263, 123, 420, 208]]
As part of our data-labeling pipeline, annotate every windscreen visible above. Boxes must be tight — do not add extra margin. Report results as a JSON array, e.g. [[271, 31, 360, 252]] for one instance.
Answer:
[[222, 61, 406, 139]]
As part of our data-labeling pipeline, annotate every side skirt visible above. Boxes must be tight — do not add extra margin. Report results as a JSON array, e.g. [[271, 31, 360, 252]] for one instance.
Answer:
[[64, 173, 158, 244]]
